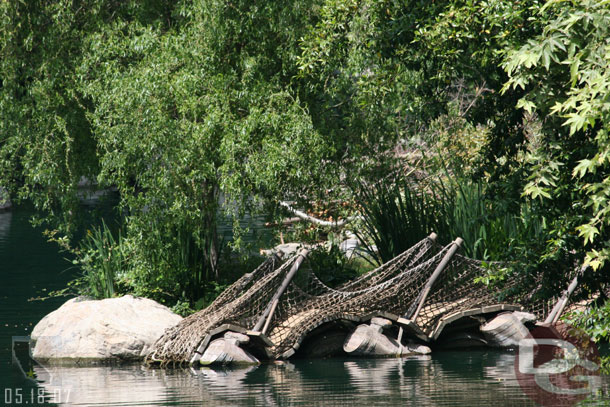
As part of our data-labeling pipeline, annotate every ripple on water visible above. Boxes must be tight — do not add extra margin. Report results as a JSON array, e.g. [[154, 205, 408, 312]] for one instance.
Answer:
[[0, 211, 12, 250]]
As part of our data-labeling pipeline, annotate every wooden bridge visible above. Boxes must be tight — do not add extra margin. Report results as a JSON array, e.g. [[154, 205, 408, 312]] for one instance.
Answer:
[[145, 234, 583, 366]]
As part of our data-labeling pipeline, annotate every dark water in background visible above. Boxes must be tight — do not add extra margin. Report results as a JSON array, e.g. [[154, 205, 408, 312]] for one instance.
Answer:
[[0, 206, 608, 406], [0, 208, 75, 398]]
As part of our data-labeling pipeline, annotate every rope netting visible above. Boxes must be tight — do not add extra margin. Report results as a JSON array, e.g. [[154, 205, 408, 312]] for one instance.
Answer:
[[146, 255, 288, 364], [410, 253, 550, 337], [146, 236, 578, 365]]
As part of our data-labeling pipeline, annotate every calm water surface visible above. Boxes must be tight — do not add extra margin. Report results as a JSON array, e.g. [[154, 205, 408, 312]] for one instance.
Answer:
[[1, 207, 608, 406]]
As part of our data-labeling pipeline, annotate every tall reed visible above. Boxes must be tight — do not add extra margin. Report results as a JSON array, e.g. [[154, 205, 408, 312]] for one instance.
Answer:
[[354, 173, 545, 264], [78, 220, 123, 298]]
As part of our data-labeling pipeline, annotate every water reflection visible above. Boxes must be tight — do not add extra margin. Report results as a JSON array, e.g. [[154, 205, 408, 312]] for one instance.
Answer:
[[0, 210, 12, 246], [31, 352, 583, 406]]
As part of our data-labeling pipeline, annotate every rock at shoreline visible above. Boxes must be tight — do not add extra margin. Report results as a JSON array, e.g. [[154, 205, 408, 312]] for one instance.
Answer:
[[31, 295, 182, 364]]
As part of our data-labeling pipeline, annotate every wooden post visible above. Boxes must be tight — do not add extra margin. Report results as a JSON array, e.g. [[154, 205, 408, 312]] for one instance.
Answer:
[[252, 248, 309, 333], [261, 299, 280, 335], [409, 237, 463, 321], [396, 232, 440, 343], [544, 268, 583, 324]]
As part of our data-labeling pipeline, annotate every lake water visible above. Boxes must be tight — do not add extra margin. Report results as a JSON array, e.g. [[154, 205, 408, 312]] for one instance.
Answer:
[[1, 206, 609, 406]]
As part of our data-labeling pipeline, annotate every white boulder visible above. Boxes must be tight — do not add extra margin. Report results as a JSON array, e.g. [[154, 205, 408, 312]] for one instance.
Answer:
[[31, 295, 182, 363]]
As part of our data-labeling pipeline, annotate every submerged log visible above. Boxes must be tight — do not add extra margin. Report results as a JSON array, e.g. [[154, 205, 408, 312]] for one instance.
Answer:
[[480, 312, 530, 348], [199, 332, 260, 366], [344, 318, 431, 357]]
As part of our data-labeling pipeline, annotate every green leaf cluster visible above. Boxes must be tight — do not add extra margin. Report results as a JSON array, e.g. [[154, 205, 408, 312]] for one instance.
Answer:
[[504, 0, 610, 272]]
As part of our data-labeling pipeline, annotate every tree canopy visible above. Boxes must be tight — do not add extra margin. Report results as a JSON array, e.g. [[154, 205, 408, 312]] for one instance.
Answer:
[[1, 0, 609, 309]]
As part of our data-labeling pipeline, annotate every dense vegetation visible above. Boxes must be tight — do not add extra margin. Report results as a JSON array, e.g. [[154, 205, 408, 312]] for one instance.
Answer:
[[1, 0, 609, 337]]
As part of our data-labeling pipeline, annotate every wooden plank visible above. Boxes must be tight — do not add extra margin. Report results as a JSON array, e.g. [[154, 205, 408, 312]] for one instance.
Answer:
[[545, 271, 582, 324], [396, 317, 430, 342], [245, 330, 274, 348], [481, 304, 522, 314], [358, 311, 399, 323]]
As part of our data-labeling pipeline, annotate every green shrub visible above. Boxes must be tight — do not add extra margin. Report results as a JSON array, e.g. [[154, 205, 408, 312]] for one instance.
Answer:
[[353, 175, 447, 264]]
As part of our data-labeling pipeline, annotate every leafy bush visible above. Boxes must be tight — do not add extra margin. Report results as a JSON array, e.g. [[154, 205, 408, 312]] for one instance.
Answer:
[[353, 175, 445, 264], [564, 299, 610, 374], [564, 299, 610, 343]]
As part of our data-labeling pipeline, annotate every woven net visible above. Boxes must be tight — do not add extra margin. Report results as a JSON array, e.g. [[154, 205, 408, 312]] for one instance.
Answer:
[[146, 236, 573, 365]]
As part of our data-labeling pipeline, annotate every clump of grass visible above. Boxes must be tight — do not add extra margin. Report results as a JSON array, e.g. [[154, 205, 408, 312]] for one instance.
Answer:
[[46, 220, 126, 299], [353, 172, 545, 264], [354, 175, 446, 264], [76, 220, 125, 299]]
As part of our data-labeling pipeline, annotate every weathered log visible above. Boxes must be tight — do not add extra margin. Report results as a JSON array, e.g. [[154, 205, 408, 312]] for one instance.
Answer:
[[344, 317, 431, 357], [480, 312, 530, 348], [199, 332, 260, 366], [279, 201, 358, 228]]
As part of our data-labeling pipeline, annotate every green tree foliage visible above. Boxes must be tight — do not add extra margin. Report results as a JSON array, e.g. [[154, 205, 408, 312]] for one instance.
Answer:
[[0, 0, 333, 304], [296, 0, 544, 174], [503, 0, 610, 277], [2, 0, 609, 315], [0, 0, 101, 230]]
